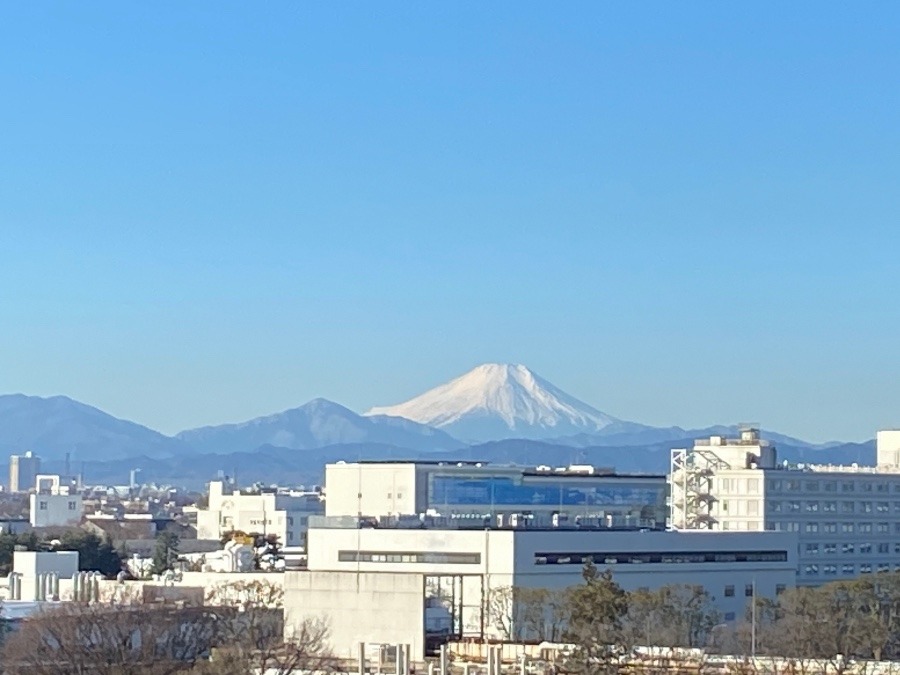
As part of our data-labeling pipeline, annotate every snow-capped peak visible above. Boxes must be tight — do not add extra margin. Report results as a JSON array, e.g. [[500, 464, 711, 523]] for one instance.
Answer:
[[365, 363, 619, 442]]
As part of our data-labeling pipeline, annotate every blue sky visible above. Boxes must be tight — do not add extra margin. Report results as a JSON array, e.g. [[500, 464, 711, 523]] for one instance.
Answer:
[[2, 3, 899, 442]]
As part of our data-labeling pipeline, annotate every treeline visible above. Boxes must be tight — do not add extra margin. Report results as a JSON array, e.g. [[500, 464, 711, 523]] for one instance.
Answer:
[[496, 562, 900, 669], [0, 530, 122, 576]]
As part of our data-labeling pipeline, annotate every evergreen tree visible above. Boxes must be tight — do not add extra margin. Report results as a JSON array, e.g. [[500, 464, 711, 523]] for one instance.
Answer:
[[151, 529, 180, 575], [562, 561, 628, 675]]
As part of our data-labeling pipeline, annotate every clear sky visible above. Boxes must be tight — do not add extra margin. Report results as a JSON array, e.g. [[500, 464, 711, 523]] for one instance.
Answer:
[[2, 3, 899, 443]]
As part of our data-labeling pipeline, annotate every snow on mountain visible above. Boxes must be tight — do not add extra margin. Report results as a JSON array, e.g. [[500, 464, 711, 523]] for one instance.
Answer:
[[365, 363, 622, 442], [176, 398, 461, 454]]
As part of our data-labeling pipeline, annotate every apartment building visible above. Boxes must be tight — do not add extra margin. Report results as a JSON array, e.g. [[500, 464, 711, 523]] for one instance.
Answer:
[[670, 427, 900, 585]]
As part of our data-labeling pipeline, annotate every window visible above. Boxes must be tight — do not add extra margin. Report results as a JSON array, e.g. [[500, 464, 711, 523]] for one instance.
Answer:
[[860, 543, 873, 554], [823, 501, 837, 512], [67, 501, 76, 510], [878, 563, 890, 573], [876, 483, 889, 493], [789, 501, 801, 512], [843, 543, 855, 554], [770, 501, 782, 512], [787, 480, 801, 491], [804, 564, 819, 575], [861, 564, 872, 573], [860, 523, 873, 534], [823, 522, 838, 534], [863, 482, 873, 493], [805, 501, 819, 512], [39, 501, 47, 510], [824, 543, 837, 555], [842, 564, 855, 575], [877, 502, 890, 513], [805, 522, 819, 533], [338, 550, 482, 565], [824, 564, 838, 575], [842, 523, 855, 533], [287, 517, 294, 526], [862, 502, 874, 513], [824, 481, 837, 493], [842, 501, 855, 513], [776, 584, 786, 595], [895, 543, 900, 555], [745, 584, 754, 597], [805, 543, 819, 555], [806, 481, 819, 492], [877, 523, 889, 534], [725, 612, 736, 621], [842, 482, 855, 493], [724, 585, 735, 597], [532, 549, 789, 565], [769, 480, 783, 492], [878, 543, 889, 554]]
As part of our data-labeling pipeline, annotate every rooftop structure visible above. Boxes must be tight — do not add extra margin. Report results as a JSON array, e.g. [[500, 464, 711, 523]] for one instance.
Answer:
[[324, 461, 667, 529]]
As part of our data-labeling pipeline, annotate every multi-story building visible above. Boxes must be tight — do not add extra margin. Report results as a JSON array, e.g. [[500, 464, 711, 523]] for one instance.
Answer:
[[29, 475, 83, 528], [325, 461, 667, 528], [195, 481, 323, 549], [670, 426, 900, 585], [9, 451, 41, 493]]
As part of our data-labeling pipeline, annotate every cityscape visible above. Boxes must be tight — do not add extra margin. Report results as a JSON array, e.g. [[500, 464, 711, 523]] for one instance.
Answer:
[[3, 3, 900, 674]]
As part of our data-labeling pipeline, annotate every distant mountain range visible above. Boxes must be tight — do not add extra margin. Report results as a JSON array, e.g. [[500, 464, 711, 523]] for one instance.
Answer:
[[0, 363, 876, 488]]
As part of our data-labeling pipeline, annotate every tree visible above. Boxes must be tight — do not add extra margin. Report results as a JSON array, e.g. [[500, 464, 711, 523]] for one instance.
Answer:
[[622, 584, 719, 649], [152, 529, 181, 575], [1, 601, 221, 675], [199, 579, 337, 675], [562, 562, 628, 675]]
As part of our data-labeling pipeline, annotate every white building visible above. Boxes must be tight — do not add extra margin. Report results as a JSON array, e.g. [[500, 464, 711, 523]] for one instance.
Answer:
[[195, 481, 323, 549], [325, 461, 667, 527], [29, 475, 83, 528], [286, 521, 797, 662], [670, 427, 900, 585], [9, 451, 41, 494]]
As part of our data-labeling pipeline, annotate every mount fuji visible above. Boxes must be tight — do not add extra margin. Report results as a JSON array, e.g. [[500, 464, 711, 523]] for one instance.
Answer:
[[365, 363, 644, 442]]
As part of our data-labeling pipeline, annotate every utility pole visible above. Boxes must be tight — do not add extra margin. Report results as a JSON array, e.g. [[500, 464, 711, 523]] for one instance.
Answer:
[[751, 576, 757, 658]]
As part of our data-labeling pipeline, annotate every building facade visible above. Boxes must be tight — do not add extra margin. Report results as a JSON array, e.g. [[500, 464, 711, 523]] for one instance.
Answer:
[[9, 451, 41, 493], [29, 475, 83, 528], [287, 521, 797, 661], [325, 461, 667, 528], [670, 427, 900, 585], [195, 481, 323, 549]]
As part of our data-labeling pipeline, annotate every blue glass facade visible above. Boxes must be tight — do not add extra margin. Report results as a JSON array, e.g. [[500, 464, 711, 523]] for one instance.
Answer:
[[428, 475, 663, 510]]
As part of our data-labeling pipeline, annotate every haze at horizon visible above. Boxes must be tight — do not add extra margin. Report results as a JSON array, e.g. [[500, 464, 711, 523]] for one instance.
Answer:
[[2, 3, 899, 444]]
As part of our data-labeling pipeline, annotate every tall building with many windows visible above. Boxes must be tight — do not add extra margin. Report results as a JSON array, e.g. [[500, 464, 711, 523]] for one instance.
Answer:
[[9, 451, 41, 493], [670, 426, 900, 585]]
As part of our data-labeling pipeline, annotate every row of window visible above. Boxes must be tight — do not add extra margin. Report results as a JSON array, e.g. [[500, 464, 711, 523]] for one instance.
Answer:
[[771, 521, 899, 534], [723, 583, 787, 597], [805, 542, 899, 555], [533, 550, 788, 566], [803, 563, 899, 576], [337, 550, 482, 565], [770, 480, 896, 494], [770, 501, 899, 513], [37, 501, 78, 511]]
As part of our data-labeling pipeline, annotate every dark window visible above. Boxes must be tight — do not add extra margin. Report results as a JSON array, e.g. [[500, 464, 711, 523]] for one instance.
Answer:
[[745, 584, 754, 597], [533, 549, 788, 565], [776, 584, 786, 595], [724, 585, 735, 597]]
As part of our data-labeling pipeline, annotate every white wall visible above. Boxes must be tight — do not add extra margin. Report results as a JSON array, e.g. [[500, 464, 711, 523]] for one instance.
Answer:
[[877, 430, 900, 467], [29, 494, 83, 527], [284, 570, 427, 661], [325, 463, 421, 517]]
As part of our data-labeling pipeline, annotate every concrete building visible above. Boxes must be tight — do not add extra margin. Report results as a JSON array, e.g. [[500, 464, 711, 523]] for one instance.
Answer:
[[286, 520, 797, 662], [29, 475, 83, 528], [325, 461, 667, 528], [670, 426, 900, 585], [9, 451, 41, 493], [196, 481, 323, 548]]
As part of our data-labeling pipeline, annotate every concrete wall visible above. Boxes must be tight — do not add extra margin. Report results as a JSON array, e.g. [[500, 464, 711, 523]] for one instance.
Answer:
[[325, 463, 421, 517], [284, 570, 427, 661], [13, 551, 79, 577], [29, 493, 83, 527]]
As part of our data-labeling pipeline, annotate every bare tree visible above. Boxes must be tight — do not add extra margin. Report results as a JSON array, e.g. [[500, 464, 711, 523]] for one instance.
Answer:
[[198, 579, 338, 675], [1, 601, 221, 675]]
